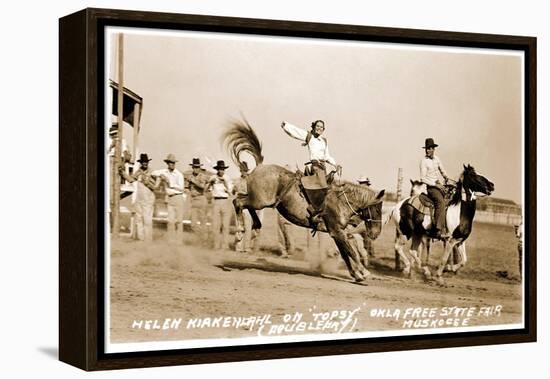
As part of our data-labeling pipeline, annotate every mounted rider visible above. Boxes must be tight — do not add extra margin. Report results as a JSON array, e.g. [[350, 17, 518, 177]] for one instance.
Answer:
[[420, 137, 450, 240], [281, 119, 341, 226]]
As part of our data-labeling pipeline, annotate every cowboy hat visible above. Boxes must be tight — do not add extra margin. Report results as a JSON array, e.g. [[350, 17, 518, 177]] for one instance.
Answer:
[[163, 153, 178, 163], [109, 124, 118, 136], [422, 138, 439, 149], [137, 153, 152, 163], [189, 158, 203, 167], [213, 160, 229, 170], [357, 175, 371, 185]]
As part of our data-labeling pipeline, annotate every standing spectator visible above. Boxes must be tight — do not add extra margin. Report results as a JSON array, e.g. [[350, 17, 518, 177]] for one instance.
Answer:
[[118, 153, 156, 241], [355, 175, 375, 257], [187, 158, 209, 246], [108, 123, 130, 162], [159, 153, 185, 243], [206, 160, 233, 250], [233, 162, 260, 253]]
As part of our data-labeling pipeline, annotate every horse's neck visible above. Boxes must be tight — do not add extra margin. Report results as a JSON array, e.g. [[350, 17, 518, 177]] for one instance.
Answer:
[[461, 198, 476, 217], [458, 186, 477, 222], [345, 183, 377, 214], [450, 182, 462, 205]]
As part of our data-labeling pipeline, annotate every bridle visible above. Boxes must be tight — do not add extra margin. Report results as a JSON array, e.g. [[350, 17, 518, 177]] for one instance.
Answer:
[[332, 165, 383, 223], [362, 203, 383, 224], [339, 189, 382, 223], [460, 182, 490, 201]]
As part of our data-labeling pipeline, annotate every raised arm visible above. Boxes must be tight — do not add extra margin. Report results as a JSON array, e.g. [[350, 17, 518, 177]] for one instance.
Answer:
[[281, 121, 308, 142]]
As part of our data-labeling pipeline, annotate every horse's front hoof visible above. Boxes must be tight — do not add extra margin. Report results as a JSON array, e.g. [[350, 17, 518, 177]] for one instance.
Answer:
[[422, 266, 432, 280], [352, 270, 367, 282]]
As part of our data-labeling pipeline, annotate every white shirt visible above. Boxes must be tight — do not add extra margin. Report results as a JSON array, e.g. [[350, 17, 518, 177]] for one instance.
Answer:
[[420, 155, 448, 186], [158, 168, 185, 196], [282, 122, 336, 166], [209, 174, 233, 198]]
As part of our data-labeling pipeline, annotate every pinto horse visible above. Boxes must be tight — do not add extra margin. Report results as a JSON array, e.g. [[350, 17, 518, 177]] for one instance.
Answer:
[[391, 165, 494, 279], [222, 119, 385, 282]]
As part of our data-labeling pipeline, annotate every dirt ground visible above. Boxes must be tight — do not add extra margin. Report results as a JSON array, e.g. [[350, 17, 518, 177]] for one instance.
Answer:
[[109, 209, 523, 345]]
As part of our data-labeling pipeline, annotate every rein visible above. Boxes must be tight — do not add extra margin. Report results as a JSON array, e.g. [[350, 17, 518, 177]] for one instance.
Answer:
[[338, 188, 382, 223]]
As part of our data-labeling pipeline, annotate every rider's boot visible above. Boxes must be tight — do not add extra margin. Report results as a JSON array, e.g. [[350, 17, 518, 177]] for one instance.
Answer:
[[305, 188, 328, 229]]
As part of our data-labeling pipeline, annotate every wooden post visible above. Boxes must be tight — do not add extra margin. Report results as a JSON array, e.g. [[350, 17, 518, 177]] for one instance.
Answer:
[[132, 102, 140, 162], [395, 168, 403, 271], [396, 167, 404, 202], [112, 33, 124, 239], [129, 102, 141, 239]]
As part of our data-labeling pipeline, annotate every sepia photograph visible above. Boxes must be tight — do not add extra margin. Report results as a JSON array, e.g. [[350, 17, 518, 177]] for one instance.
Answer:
[[104, 25, 525, 354]]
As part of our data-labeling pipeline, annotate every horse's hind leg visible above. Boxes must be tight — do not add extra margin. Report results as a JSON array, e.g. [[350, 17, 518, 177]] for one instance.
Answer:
[[420, 236, 432, 280], [248, 208, 263, 230], [410, 235, 423, 269], [394, 233, 411, 276], [423, 237, 431, 267]]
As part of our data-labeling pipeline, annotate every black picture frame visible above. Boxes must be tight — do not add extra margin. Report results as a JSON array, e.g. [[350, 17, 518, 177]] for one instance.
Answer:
[[59, 7, 536, 371]]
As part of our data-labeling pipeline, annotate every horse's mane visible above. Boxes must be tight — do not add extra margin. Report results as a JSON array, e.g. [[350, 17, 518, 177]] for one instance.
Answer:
[[449, 165, 478, 205], [334, 181, 378, 208], [449, 181, 462, 206]]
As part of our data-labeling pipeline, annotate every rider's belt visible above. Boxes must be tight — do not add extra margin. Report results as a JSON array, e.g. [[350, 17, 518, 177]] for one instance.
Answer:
[[213, 196, 229, 200], [310, 160, 327, 171], [168, 193, 183, 197]]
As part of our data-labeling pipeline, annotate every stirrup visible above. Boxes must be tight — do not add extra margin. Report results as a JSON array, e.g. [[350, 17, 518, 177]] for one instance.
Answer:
[[308, 212, 323, 237]]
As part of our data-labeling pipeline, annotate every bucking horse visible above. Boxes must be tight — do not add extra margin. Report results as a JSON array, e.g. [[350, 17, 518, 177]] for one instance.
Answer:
[[222, 119, 385, 282], [391, 164, 494, 281]]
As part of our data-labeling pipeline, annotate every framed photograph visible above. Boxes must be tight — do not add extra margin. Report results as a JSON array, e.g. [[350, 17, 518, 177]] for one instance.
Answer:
[[59, 8, 536, 371]]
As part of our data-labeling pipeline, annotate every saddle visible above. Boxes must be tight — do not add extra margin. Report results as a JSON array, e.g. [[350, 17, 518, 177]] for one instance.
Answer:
[[300, 161, 336, 190], [406, 184, 456, 216], [296, 164, 338, 236], [406, 194, 434, 216]]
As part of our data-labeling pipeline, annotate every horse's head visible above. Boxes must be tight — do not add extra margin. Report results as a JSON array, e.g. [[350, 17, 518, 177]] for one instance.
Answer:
[[410, 179, 427, 196], [460, 164, 494, 199], [361, 189, 385, 240]]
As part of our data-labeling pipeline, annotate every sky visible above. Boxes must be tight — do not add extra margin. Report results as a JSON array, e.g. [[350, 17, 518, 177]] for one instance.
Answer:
[[107, 28, 523, 204]]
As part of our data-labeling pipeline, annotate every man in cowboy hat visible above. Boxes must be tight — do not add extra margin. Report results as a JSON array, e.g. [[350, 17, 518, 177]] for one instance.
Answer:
[[232, 162, 261, 253], [281, 119, 341, 228], [357, 175, 371, 187], [205, 160, 233, 250], [420, 138, 450, 240], [158, 153, 185, 243], [118, 153, 157, 242], [354, 175, 375, 257], [186, 158, 210, 246]]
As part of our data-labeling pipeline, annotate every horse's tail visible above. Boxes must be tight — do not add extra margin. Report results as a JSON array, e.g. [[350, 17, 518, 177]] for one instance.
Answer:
[[222, 118, 264, 170]]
